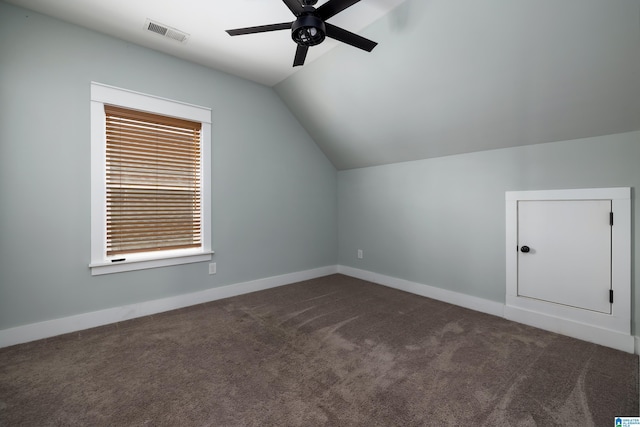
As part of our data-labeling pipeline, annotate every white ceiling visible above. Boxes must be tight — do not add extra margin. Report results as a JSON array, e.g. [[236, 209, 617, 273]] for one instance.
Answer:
[[5, 0, 640, 170], [4, 0, 407, 86], [275, 0, 640, 169]]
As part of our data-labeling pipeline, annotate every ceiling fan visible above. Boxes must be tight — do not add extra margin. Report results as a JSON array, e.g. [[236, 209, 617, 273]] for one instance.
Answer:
[[226, 0, 378, 67]]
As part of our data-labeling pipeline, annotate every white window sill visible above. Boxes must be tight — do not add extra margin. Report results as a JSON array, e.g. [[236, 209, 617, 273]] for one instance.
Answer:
[[89, 251, 214, 276]]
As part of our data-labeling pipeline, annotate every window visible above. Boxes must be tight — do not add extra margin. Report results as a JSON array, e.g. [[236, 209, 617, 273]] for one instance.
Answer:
[[90, 83, 212, 275]]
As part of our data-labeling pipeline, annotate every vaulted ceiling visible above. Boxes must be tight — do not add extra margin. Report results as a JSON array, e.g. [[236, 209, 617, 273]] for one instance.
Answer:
[[6, 0, 640, 169], [275, 0, 640, 169], [3, 0, 405, 85]]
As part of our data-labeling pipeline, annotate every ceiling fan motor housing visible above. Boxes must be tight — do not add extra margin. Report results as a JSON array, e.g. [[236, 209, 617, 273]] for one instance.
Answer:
[[292, 14, 326, 46], [226, 0, 378, 67]]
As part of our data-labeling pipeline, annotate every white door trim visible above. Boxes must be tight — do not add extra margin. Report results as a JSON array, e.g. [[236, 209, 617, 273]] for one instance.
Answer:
[[505, 188, 631, 337]]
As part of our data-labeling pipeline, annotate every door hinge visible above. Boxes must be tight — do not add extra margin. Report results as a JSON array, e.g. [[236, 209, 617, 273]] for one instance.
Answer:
[[610, 212, 614, 226], [609, 289, 614, 304]]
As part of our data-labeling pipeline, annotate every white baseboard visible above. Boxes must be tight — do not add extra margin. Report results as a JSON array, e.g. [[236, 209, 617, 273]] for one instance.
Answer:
[[504, 305, 635, 353], [338, 265, 637, 354], [0, 265, 338, 349], [337, 265, 505, 318], [2, 265, 637, 355]]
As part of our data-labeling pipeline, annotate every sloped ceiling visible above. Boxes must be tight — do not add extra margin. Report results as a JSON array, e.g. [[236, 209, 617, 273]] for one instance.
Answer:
[[4, 0, 640, 170], [3, 0, 406, 86], [275, 0, 640, 169]]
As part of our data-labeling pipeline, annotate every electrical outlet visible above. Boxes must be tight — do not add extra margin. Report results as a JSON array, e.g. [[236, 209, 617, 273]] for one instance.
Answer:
[[209, 262, 216, 275], [357, 249, 363, 259]]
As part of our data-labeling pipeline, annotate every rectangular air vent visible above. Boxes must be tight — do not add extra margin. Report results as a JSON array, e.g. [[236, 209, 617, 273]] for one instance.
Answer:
[[144, 19, 189, 43]]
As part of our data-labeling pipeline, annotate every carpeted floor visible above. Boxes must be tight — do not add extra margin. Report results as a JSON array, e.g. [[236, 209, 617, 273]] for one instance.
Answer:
[[0, 274, 638, 426]]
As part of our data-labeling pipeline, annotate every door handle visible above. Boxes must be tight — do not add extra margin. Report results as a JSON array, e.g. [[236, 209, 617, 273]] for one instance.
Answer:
[[520, 245, 530, 253]]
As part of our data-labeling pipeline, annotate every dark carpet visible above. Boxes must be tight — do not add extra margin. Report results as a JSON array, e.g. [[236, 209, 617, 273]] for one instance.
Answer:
[[0, 274, 638, 426]]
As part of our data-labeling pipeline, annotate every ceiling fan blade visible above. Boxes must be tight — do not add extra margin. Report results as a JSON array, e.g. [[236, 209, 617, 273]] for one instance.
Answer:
[[316, 0, 362, 21], [282, 0, 304, 16], [226, 22, 292, 36], [293, 45, 309, 66], [325, 23, 377, 52]]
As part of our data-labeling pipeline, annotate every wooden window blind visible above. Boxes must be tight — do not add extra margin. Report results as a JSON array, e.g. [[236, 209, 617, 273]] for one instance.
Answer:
[[104, 105, 202, 256]]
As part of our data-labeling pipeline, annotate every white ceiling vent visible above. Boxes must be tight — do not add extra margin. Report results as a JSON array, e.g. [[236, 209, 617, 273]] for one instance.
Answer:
[[144, 19, 189, 43]]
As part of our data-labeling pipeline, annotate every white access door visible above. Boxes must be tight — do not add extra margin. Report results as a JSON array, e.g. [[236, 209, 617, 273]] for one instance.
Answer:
[[517, 200, 612, 314]]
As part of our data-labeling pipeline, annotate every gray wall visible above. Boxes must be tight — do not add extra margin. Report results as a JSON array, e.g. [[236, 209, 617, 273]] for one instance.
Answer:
[[0, 2, 337, 330], [1, 0, 637, 341], [338, 131, 640, 332]]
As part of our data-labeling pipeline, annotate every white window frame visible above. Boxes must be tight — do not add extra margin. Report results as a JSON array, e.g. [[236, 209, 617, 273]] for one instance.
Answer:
[[90, 82, 212, 275]]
